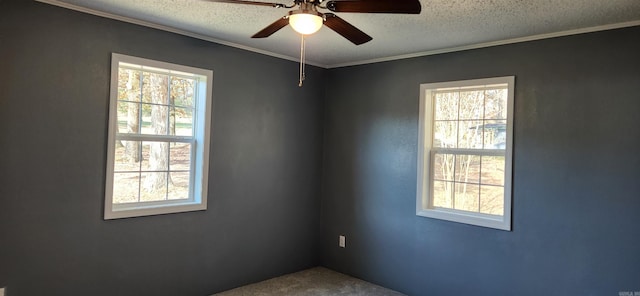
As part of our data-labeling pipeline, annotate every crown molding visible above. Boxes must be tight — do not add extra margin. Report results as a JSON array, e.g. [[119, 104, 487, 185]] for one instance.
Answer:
[[34, 0, 640, 69], [327, 20, 640, 68], [35, 0, 328, 68]]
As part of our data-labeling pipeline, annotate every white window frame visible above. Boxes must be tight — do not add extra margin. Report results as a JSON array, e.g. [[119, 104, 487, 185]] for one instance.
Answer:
[[416, 76, 514, 231], [104, 53, 213, 219]]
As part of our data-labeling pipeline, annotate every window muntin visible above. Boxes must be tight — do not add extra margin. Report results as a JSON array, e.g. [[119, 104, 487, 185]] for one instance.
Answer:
[[417, 77, 514, 230], [105, 53, 212, 219]]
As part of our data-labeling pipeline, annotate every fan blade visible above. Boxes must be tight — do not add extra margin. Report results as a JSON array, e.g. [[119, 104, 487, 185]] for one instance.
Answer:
[[252, 16, 290, 38], [323, 13, 372, 45], [203, 0, 287, 8], [326, 0, 421, 14]]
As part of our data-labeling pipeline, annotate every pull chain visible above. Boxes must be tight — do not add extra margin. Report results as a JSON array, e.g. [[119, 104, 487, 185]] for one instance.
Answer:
[[299, 34, 305, 87]]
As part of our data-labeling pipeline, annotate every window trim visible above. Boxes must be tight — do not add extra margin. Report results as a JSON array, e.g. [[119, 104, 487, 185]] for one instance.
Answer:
[[104, 53, 213, 220], [416, 76, 514, 231]]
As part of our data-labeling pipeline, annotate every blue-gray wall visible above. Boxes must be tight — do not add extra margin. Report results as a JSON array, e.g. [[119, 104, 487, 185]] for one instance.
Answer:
[[2, 0, 640, 295], [320, 27, 640, 295], [0, 1, 324, 295]]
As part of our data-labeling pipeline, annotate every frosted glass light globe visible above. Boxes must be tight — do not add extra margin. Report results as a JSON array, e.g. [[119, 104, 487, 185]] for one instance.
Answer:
[[289, 13, 323, 35]]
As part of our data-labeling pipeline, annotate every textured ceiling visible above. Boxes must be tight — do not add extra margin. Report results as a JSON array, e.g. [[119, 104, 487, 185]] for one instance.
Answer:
[[40, 0, 640, 67]]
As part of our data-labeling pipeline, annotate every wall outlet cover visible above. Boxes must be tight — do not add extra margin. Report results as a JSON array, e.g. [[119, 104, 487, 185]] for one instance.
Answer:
[[339, 235, 346, 248]]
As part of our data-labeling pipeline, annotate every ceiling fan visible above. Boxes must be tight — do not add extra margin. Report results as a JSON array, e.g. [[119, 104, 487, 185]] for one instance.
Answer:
[[205, 0, 422, 45]]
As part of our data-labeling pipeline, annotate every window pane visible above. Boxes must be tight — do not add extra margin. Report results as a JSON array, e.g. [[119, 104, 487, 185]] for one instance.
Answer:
[[170, 107, 193, 136], [454, 183, 480, 212], [433, 181, 453, 208], [434, 121, 458, 148], [434, 92, 458, 120], [480, 185, 504, 215], [116, 101, 141, 134], [485, 88, 508, 120], [458, 91, 484, 120], [141, 104, 151, 133], [140, 172, 168, 202], [117, 68, 128, 101], [480, 156, 505, 186], [168, 172, 190, 200], [114, 141, 141, 172], [141, 72, 151, 103], [483, 120, 507, 149], [458, 120, 484, 148], [170, 77, 195, 107], [433, 153, 455, 181], [455, 155, 480, 184], [169, 109, 176, 136], [141, 141, 169, 172], [140, 103, 169, 135], [142, 73, 169, 104], [113, 173, 140, 204], [170, 142, 191, 171], [118, 69, 141, 102]]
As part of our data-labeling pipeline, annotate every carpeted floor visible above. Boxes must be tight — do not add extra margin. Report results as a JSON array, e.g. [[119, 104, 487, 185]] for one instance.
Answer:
[[212, 267, 405, 296]]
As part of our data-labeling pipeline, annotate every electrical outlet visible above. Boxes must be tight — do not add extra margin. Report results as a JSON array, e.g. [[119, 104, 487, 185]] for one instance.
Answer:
[[339, 235, 346, 248]]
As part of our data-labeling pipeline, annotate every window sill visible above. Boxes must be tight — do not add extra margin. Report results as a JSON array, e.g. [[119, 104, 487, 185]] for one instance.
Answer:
[[417, 207, 511, 231], [105, 200, 206, 220]]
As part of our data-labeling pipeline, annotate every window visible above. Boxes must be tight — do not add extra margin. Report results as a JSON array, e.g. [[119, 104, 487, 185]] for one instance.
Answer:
[[417, 77, 514, 230], [105, 53, 213, 219]]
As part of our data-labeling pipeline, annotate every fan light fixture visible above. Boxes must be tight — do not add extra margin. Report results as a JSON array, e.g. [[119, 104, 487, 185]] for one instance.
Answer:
[[208, 0, 422, 86], [288, 11, 323, 35]]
